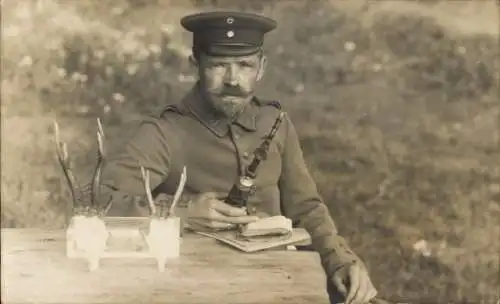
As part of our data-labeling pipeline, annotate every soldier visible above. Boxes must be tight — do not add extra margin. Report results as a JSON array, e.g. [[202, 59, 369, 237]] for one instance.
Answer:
[[91, 11, 378, 304]]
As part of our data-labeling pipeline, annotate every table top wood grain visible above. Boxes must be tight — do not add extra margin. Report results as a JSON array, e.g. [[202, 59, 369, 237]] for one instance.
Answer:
[[1, 228, 330, 304]]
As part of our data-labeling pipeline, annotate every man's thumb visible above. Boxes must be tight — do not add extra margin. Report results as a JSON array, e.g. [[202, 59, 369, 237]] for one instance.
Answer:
[[332, 275, 348, 295]]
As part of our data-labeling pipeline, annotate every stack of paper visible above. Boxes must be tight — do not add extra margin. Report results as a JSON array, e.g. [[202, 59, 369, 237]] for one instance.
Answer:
[[193, 228, 311, 252]]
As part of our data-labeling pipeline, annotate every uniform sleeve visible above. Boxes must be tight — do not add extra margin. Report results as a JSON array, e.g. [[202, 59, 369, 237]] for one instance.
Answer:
[[278, 113, 365, 277], [101, 118, 171, 195], [79, 117, 174, 216]]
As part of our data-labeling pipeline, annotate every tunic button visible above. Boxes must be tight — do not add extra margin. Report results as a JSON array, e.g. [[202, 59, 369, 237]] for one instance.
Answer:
[[233, 134, 240, 140], [243, 152, 250, 158]]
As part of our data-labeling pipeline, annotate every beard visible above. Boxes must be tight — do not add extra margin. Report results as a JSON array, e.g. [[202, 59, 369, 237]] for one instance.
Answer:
[[208, 86, 253, 119], [213, 96, 250, 118]]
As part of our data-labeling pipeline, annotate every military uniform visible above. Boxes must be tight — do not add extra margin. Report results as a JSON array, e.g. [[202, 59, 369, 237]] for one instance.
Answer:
[[89, 11, 366, 304]]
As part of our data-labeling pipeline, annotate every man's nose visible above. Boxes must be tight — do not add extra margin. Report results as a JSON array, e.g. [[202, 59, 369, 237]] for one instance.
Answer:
[[223, 65, 238, 86]]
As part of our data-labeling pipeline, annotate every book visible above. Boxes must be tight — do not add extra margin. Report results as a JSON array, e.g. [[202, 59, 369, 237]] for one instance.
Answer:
[[187, 216, 311, 253]]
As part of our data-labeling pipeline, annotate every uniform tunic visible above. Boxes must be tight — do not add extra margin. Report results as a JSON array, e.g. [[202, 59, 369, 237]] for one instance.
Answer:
[[92, 83, 363, 278]]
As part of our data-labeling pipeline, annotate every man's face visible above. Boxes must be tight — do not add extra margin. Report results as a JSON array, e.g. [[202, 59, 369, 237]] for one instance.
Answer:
[[193, 51, 267, 119]]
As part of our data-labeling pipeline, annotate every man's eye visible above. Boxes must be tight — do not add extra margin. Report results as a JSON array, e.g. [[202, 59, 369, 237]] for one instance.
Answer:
[[209, 62, 225, 68], [240, 62, 255, 68]]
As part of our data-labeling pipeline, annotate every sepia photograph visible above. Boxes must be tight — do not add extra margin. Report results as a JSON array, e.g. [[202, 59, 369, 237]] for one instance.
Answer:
[[1, 0, 499, 303]]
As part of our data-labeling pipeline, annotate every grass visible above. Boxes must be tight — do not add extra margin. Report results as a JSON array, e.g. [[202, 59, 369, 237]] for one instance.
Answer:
[[2, 0, 499, 302]]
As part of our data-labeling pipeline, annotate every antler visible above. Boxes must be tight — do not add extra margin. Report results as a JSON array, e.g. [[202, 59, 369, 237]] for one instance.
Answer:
[[140, 166, 157, 217], [91, 118, 105, 213], [140, 166, 188, 218], [167, 166, 187, 217], [53, 120, 80, 210], [54, 118, 108, 215]]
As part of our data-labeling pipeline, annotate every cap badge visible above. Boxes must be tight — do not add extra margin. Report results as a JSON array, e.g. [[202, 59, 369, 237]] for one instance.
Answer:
[[226, 17, 234, 24], [226, 30, 235, 38]]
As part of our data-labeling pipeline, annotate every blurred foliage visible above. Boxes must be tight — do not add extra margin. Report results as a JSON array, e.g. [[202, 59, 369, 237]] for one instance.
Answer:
[[2, 0, 499, 302]]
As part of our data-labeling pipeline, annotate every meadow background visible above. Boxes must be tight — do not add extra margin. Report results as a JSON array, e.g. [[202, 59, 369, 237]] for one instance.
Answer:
[[2, 0, 499, 302]]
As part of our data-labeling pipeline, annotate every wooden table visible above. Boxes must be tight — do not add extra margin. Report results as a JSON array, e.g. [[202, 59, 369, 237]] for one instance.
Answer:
[[1, 228, 330, 304]]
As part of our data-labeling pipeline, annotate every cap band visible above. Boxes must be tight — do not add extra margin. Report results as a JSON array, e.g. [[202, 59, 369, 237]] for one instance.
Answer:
[[194, 28, 265, 48]]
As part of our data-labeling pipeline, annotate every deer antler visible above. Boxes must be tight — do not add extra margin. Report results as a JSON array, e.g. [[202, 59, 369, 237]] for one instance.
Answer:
[[168, 166, 187, 217], [54, 118, 108, 215], [140, 166, 157, 217], [53, 120, 80, 210], [140, 166, 188, 218], [91, 118, 105, 212]]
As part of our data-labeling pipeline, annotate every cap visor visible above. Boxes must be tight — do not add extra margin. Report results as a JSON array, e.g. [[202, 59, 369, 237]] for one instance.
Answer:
[[204, 44, 262, 57]]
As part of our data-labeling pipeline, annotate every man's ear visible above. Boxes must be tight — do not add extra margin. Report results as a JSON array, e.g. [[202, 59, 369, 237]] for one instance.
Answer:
[[188, 54, 199, 68], [256, 54, 268, 82]]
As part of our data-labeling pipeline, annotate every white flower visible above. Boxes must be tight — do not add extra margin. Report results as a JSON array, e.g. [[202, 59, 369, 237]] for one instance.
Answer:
[[71, 72, 81, 81], [57, 68, 67, 78], [70, 72, 88, 82], [112, 93, 125, 103], [344, 41, 356, 52], [413, 239, 432, 257]]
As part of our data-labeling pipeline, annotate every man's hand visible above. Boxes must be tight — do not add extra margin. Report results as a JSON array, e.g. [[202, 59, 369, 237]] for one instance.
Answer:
[[332, 262, 378, 304], [187, 192, 259, 230]]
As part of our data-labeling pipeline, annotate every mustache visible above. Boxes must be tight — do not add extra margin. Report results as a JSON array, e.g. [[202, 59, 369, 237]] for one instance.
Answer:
[[218, 86, 247, 97]]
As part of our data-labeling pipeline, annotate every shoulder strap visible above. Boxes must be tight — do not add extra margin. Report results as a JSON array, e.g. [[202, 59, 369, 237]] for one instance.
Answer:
[[254, 97, 282, 110], [264, 100, 282, 110], [158, 104, 188, 119]]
